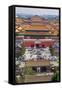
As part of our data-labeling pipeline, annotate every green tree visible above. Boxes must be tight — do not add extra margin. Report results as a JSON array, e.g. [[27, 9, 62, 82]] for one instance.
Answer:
[[52, 71, 59, 81], [16, 44, 26, 60], [49, 46, 55, 56], [24, 67, 36, 75]]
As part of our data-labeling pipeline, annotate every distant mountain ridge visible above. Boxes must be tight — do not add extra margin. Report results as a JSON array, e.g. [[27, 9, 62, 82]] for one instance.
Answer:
[[16, 13, 59, 20]]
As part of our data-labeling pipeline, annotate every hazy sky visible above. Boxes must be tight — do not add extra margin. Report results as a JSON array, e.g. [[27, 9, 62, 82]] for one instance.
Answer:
[[16, 7, 59, 16]]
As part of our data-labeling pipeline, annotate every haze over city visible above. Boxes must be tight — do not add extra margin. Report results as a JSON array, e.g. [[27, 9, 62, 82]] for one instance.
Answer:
[[16, 7, 59, 16]]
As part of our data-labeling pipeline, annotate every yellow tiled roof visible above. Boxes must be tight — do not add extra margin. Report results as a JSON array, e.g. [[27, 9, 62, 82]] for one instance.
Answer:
[[25, 60, 50, 67]]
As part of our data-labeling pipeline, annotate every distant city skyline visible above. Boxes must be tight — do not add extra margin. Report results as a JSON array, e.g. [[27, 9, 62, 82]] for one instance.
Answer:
[[16, 7, 59, 16]]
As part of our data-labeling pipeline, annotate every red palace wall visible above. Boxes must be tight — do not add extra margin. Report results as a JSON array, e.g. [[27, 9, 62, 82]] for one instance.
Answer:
[[23, 41, 55, 48]]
